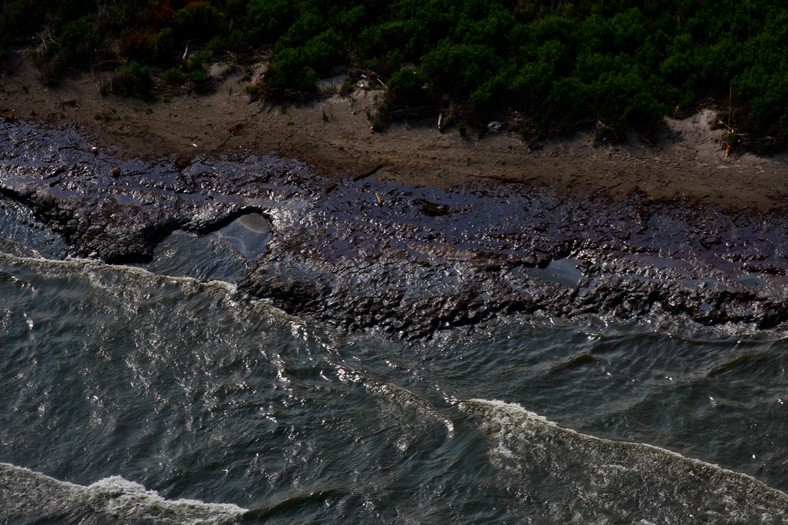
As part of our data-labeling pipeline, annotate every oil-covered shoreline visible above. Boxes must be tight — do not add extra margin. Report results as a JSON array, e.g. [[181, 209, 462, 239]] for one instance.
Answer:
[[2, 119, 787, 338]]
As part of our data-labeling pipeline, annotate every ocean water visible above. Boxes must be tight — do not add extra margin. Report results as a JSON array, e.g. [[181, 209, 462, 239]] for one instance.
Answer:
[[0, 225, 786, 523]]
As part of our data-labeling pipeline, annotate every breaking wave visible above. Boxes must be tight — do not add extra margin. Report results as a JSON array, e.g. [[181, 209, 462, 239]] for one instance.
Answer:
[[463, 399, 788, 524]]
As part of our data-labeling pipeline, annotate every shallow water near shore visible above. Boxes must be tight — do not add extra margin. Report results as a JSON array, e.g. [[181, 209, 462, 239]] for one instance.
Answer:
[[0, 247, 786, 524]]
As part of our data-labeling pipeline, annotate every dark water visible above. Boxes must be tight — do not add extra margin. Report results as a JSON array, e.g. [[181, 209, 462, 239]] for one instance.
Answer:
[[0, 220, 786, 523]]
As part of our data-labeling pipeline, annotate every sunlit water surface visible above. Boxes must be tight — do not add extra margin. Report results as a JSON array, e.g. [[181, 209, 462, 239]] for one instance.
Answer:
[[0, 249, 785, 524]]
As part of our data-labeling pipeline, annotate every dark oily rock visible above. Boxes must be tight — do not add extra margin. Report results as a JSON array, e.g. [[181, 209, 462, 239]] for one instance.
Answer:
[[239, 179, 788, 337], [0, 121, 311, 262], [2, 120, 788, 337], [0, 197, 67, 258]]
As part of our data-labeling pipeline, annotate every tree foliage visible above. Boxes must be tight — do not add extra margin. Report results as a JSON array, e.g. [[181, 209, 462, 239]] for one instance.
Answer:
[[1, 0, 787, 149]]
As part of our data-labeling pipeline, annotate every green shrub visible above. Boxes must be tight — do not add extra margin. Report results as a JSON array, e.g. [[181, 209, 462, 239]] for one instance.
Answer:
[[190, 68, 208, 83], [385, 67, 433, 109], [265, 47, 319, 95], [175, 1, 227, 40], [149, 28, 175, 64], [112, 61, 154, 99], [245, 0, 295, 44], [276, 5, 326, 49], [591, 70, 665, 133], [58, 15, 96, 60], [164, 67, 184, 85], [359, 19, 429, 63], [422, 42, 502, 98], [4, 0, 788, 147], [337, 4, 367, 34], [546, 76, 592, 130], [302, 29, 342, 75]]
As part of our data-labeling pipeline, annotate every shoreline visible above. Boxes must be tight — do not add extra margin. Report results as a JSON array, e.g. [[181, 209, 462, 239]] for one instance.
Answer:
[[2, 116, 788, 336], [2, 51, 787, 213], [2, 52, 788, 337]]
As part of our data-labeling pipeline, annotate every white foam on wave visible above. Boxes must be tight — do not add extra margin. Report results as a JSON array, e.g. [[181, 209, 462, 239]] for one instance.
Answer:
[[464, 398, 788, 524], [0, 250, 305, 324], [0, 251, 235, 291], [332, 359, 455, 437], [84, 476, 246, 522], [0, 462, 246, 524]]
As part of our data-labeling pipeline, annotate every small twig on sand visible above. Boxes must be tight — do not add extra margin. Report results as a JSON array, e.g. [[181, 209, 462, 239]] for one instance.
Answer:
[[353, 162, 386, 181], [472, 174, 538, 185]]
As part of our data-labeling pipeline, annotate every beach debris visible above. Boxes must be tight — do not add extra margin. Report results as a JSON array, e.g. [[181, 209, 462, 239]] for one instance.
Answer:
[[353, 162, 385, 182], [174, 157, 191, 170], [414, 198, 452, 216], [181, 39, 199, 63], [3, 112, 15, 122], [487, 121, 503, 132], [111, 167, 121, 177], [721, 128, 738, 158], [375, 191, 383, 206]]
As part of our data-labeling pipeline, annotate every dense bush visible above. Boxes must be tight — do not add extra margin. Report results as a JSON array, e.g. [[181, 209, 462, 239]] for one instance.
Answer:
[[107, 60, 154, 99], [1, 0, 787, 149], [384, 67, 433, 110], [245, 0, 295, 44]]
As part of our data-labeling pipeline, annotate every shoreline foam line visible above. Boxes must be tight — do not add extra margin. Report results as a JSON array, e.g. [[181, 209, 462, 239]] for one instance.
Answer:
[[465, 398, 788, 507], [0, 462, 247, 524]]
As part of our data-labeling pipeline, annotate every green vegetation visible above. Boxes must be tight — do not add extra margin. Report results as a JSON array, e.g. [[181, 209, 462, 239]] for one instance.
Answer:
[[1, 0, 787, 151]]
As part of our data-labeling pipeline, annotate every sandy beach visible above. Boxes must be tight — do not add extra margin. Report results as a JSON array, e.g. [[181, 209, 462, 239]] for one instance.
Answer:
[[2, 52, 786, 212]]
